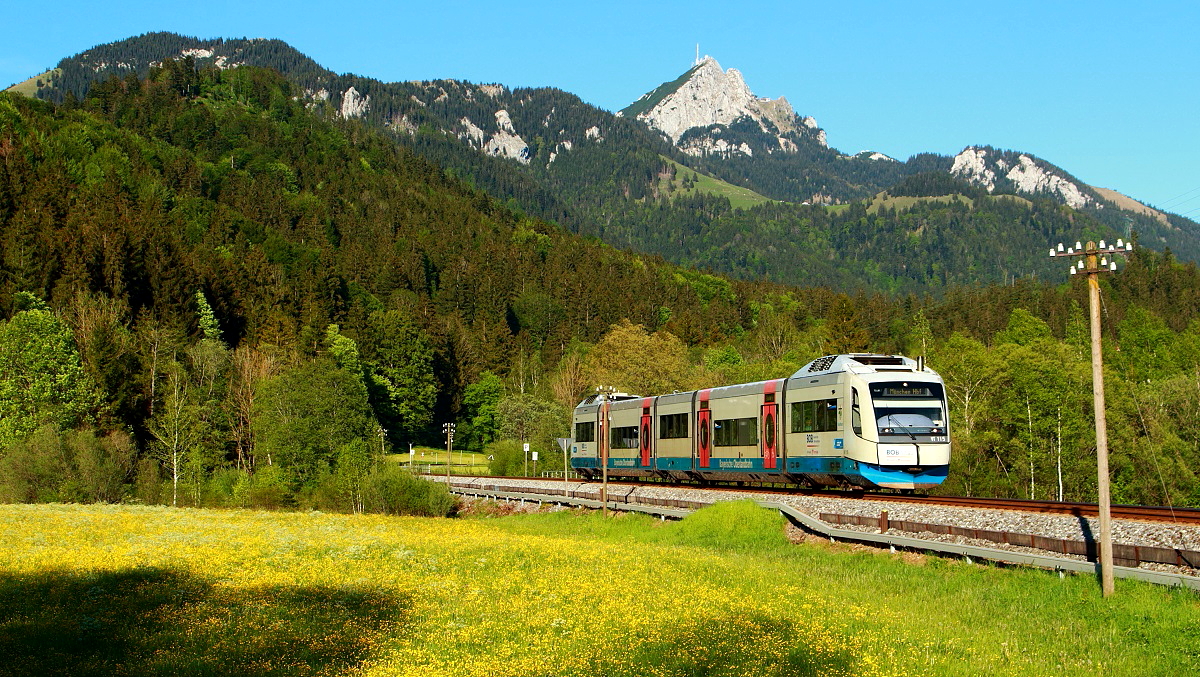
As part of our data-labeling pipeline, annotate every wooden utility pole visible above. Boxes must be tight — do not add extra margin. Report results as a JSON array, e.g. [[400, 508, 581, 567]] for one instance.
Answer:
[[599, 388, 612, 517], [443, 422, 455, 480], [1051, 238, 1131, 597]]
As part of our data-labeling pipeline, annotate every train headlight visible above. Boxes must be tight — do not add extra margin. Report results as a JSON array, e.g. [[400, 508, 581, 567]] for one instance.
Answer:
[[882, 427, 893, 434]]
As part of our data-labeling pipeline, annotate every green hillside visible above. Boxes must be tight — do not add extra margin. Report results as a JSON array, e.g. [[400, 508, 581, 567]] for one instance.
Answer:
[[867, 193, 973, 214]]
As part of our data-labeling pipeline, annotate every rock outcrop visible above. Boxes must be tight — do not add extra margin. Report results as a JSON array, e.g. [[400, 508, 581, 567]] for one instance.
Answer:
[[340, 87, 370, 119], [951, 147, 1094, 209]]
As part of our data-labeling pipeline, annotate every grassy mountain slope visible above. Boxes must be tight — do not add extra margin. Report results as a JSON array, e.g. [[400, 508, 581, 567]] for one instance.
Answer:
[[655, 157, 774, 209]]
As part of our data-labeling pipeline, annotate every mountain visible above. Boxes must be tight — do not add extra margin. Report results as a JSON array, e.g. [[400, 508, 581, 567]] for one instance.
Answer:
[[619, 55, 907, 204], [11, 33, 1200, 290], [619, 60, 1200, 259], [945, 146, 1197, 256], [1, 63, 834, 436], [950, 146, 1096, 209], [620, 56, 827, 155]]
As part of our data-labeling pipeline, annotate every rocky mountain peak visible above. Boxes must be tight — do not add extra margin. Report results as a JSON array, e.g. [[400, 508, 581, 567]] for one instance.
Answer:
[[620, 56, 823, 157], [622, 56, 755, 143]]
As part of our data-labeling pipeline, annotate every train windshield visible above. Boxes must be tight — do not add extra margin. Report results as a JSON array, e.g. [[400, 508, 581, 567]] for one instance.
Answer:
[[869, 381, 946, 436], [874, 406, 945, 435]]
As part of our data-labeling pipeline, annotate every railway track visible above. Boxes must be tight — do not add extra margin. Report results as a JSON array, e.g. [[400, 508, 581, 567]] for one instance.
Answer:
[[445, 474, 1200, 525], [853, 494, 1200, 525]]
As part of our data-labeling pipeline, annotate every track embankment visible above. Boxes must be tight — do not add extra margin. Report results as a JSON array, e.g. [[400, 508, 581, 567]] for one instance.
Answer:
[[432, 475, 1200, 586]]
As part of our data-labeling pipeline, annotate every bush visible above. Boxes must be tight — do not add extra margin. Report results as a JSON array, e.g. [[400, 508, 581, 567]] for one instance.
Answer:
[[0, 426, 135, 504], [0, 426, 68, 502], [484, 439, 527, 476], [134, 457, 162, 504], [363, 465, 456, 517], [666, 500, 789, 553], [244, 464, 290, 510], [65, 429, 136, 503], [294, 470, 342, 512]]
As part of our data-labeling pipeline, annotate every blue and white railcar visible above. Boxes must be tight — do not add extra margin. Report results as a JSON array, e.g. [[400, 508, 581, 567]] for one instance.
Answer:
[[571, 354, 950, 490]]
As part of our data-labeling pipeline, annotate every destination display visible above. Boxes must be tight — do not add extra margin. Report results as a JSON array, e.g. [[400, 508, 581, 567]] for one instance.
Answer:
[[882, 386, 931, 397]]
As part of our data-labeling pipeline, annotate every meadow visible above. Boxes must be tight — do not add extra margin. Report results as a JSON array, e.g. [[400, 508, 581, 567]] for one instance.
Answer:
[[0, 500, 1196, 676], [384, 447, 491, 475], [655, 157, 775, 210]]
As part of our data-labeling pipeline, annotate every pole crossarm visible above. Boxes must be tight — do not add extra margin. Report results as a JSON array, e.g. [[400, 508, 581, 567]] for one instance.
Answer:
[[1050, 238, 1132, 274]]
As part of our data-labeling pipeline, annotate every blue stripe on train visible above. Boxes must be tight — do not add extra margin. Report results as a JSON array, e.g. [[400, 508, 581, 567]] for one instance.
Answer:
[[855, 462, 949, 486], [573, 456, 949, 487]]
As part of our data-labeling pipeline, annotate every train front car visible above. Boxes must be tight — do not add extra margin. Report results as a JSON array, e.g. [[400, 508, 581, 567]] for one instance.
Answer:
[[788, 354, 950, 490]]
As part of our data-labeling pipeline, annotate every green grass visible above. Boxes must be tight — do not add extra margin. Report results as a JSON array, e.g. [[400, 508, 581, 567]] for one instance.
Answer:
[[0, 567, 403, 676], [480, 500, 1200, 676], [656, 157, 775, 210], [4, 500, 1197, 676], [863, 192, 1034, 214], [384, 447, 489, 472], [989, 193, 1033, 207]]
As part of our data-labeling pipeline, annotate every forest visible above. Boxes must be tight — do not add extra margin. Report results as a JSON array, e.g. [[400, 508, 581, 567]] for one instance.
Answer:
[[3, 60, 1200, 511]]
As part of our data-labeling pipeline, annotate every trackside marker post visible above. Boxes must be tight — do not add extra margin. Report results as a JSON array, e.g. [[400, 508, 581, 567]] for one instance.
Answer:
[[557, 437, 573, 495]]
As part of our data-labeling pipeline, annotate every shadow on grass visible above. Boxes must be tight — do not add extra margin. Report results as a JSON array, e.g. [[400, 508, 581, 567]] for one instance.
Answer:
[[0, 567, 408, 677], [584, 613, 853, 677]]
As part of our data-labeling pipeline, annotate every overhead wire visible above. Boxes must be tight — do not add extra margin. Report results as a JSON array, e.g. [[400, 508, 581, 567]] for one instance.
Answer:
[[1157, 184, 1200, 210]]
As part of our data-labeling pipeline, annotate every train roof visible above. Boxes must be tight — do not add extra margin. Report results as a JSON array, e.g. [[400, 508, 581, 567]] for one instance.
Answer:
[[573, 355, 938, 410], [792, 354, 936, 378]]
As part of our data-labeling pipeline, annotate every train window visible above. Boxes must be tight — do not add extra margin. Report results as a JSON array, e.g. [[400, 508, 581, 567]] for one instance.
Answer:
[[790, 399, 838, 433], [875, 406, 945, 435], [575, 421, 595, 443], [610, 425, 640, 449], [852, 389, 862, 436], [714, 417, 758, 447], [659, 413, 689, 439]]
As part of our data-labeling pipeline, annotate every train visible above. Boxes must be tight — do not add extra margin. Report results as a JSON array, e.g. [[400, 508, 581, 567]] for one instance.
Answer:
[[570, 354, 950, 491]]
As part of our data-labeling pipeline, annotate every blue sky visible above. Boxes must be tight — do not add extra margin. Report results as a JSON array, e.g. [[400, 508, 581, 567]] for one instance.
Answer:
[[4, 0, 1198, 215]]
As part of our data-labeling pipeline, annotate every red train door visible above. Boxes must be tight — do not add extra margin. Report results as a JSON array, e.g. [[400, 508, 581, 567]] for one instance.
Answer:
[[640, 398, 652, 468], [697, 408, 712, 468], [761, 402, 778, 469]]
